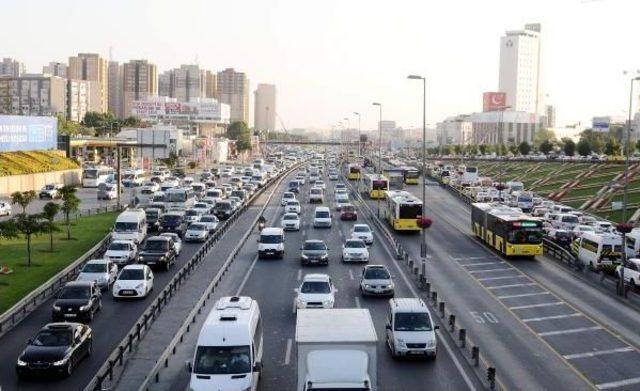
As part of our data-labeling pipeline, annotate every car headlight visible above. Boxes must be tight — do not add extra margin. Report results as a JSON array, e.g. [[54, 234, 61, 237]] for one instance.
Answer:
[[364, 284, 371, 288], [53, 304, 61, 311], [320, 254, 328, 259], [301, 254, 308, 260], [323, 299, 334, 306], [17, 358, 27, 366], [135, 283, 144, 289], [79, 304, 91, 311], [396, 339, 406, 347], [138, 255, 144, 261], [427, 339, 436, 348], [52, 358, 68, 366], [98, 277, 107, 283]]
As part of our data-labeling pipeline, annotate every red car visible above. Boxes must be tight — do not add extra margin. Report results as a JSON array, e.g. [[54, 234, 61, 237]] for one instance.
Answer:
[[340, 204, 358, 221]]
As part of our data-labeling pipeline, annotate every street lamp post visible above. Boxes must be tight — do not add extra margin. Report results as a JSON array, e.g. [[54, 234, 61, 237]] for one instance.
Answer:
[[344, 117, 351, 162], [408, 75, 427, 259], [497, 105, 512, 201], [354, 112, 361, 158], [372, 102, 383, 216]]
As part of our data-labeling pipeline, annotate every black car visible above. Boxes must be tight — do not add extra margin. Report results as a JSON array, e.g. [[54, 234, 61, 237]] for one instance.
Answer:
[[138, 236, 176, 271], [213, 200, 233, 220], [288, 181, 300, 193], [549, 229, 573, 249], [16, 323, 92, 378], [52, 281, 101, 322], [300, 240, 330, 265], [159, 211, 188, 238]]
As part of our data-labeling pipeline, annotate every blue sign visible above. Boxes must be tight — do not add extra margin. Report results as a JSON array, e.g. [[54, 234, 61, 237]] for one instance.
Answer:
[[0, 115, 57, 152]]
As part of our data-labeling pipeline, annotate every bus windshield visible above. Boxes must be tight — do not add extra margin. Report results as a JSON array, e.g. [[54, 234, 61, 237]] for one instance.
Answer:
[[399, 204, 422, 219], [508, 228, 543, 244], [372, 180, 388, 190], [83, 169, 98, 179]]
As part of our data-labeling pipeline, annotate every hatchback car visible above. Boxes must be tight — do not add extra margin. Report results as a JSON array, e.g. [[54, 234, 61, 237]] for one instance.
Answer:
[[285, 200, 301, 214], [351, 224, 374, 245], [360, 265, 394, 296], [112, 265, 154, 299], [295, 273, 336, 311], [342, 239, 369, 263], [52, 281, 102, 322], [281, 213, 301, 231], [281, 191, 296, 206], [76, 259, 118, 290], [300, 240, 330, 265]]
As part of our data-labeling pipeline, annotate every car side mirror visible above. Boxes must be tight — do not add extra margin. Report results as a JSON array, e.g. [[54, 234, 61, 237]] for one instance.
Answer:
[[253, 361, 262, 372], [385, 324, 391, 330], [185, 360, 192, 373], [434, 325, 440, 330], [294, 288, 299, 293], [27, 338, 33, 345]]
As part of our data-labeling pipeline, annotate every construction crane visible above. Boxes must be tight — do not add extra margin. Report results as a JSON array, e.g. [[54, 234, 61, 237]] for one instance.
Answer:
[[275, 112, 290, 138]]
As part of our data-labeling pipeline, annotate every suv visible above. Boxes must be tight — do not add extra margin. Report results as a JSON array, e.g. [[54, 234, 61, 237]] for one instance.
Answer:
[[52, 281, 102, 322], [160, 211, 188, 238], [137, 236, 176, 271], [213, 200, 234, 220], [360, 265, 394, 296], [386, 298, 438, 358]]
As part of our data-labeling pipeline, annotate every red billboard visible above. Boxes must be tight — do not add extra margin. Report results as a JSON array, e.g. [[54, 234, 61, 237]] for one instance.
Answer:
[[483, 92, 507, 112]]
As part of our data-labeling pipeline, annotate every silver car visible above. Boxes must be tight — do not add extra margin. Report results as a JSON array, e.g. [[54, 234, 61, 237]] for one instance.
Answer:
[[360, 265, 394, 297]]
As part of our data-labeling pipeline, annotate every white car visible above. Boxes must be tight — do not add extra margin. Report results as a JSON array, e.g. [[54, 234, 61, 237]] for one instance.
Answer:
[[616, 258, 640, 290], [199, 214, 219, 232], [39, 183, 63, 199], [351, 224, 374, 245], [193, 202, 212, 215], [141, 182, 160, 192], [285, 200, 301, 214], [386, 298, 438, 358], [329, 173, 339, 181], [281, 191, 296, 206], [104, 240, 138, 267], [309, 187, 324, 203], [76, 259, 119, 290], [184, 222, 209, 242], [113, 265, 154, 299], [342, 239, 370, 263], [295, 274, 336, 311], [184, 209, 203, 223], [159, 232, 182, 255], [0, 202, 11, 216], [281, 213, 301, 231], [360, 265, 394, 297], [315, 181, 326, 190], [572, 224, 595, 239]]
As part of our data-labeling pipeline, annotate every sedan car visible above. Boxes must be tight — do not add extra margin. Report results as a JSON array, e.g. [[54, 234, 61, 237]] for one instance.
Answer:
[[285, 200, 301, 214], [199, 214, 219, 232], [103, 240, 137, 267], [281, 213, 301, 231], [342, 239, 370, 263], [300, 239, 329, 265], [184, 222, 209, 242], [295, 273, 336, 311], [76, 259, 118, 290], [159, 232, 183, 255], [16, 323, 92, 378], [112, 265, 154, 299], [193, 202, 212, 215], [360, 265, 394, 297], [52, 281, 102, 322], [351, 224, 374, 245]]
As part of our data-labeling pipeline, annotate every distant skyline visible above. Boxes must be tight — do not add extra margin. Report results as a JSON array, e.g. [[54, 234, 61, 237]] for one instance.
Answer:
[[2, 0, 639, 130]]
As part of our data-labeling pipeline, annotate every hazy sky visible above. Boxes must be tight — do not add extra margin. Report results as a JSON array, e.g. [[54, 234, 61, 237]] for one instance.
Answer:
[[3, 0, 639, 130]]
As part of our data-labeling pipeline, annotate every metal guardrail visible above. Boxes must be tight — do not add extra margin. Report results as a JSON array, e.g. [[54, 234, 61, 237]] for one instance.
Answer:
[[84, 162, 303, 391], [345, 177, 503, 391]]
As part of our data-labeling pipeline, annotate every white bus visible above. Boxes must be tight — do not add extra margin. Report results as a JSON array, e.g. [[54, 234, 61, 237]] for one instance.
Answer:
[[82, 166, 115, 188]]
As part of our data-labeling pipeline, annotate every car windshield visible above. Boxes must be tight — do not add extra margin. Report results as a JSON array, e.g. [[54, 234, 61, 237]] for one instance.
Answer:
[[201, 216, 217, 223], [283, 214, 298, 221], [163, 214, 183, 223], [364, 267, 390, 279], [146, 210, 159, 218], [115, 222, 138, 232], [118, 269, 144, 280], [59, 286, 90, 299], [288, 201, 299, 206], [109, 242, 130, 251], [32, 330, 73, 347], [315, 211, 330, 218], [311, 189, 322, 194], [354, 226, 370, 233], [260, 234, 282, 244], [342, 205, 355, 212], [189, 224, 207, 231], [216, 203, 232, 210], [82, 263, 107, 273], [185, 210, 199, 217], [143, 240, 169, 251], [194, 345, 251, 375], [394, 312, 433, 331], [563, 216, 579, 223], [304, 242, 327, 250], [345, 240, 365, 248], [301, 281, 331, 293]]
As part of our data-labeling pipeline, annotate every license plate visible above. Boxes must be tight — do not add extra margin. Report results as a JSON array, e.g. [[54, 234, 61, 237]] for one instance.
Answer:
[[64, 313, 77, 317], [147, 261, 156, 265], [122, 290, 136, 295], [409, 350, 425, 355]]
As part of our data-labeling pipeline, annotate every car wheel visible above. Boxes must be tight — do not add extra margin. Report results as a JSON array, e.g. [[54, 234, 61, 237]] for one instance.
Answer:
[[165, 261, 171, 272], [87, 309, 94, 322], [631, 279, 637, 292], [87, 339, 93, 356], [65, 360, 73, 377]]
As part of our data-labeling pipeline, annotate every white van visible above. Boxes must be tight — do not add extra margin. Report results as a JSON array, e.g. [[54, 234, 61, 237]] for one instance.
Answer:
[[112, 209, 147, 244], [552, 204, 573, 214], [625, 228, 640, 258], [576, 232, 622, 271], [552, 213, 580, 231], [258, 227, 285, 259], [506, 181, 524, 194], [386, 298, 438, 358], [188, 296, 263, 391], [313, 206, 332, 228]]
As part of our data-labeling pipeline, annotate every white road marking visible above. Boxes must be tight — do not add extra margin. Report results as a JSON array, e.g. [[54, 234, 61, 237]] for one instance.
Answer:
[[497, 292, 551, 299], [235, 255, 259, 295], [487, 282, 537, 290], [460, 261, 504, 267], [523, 313, 582, 323], [509, 302, 564, 310], [348, 269, 354, 280], [596, 376, 640, 390], [292, 300, 297, 314], [564, 346, 634, 360], [354, 296, 361, 308], [468, 268, 513, 273], [452, 256, 494, 261], [477, 275, 527, 281], [284, 338, 293, 365], [297, 269, 302, 281], [539, 326, 602, 337]]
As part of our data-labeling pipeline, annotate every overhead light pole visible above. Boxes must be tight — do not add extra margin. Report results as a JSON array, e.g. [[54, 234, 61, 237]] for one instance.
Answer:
[[372, 102, 383, 216], [344, 117, 351, 162], [354, 112, 361, 158], [408, 75, 427, 258]]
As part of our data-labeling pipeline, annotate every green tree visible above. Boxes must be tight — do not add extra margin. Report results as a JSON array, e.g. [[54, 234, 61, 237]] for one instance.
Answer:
[[636, 139, 640, 153], [577, 139, 592, 156], [563, 139, 576, 156], [82, 111, 118, 136], [466, 144, 478, 155], [56, 115, 82, 136], [11, 191, 37, 214], [509, 145, 519, 155], [534, 129, 556, 145], [539, 139, 553, 155], [14, 214, 47, 267], [227, 121, 250, 140], [160, 152, 179, 170], [453, 145, 462, 155], [121, 116, 143, 127], [42, 202, 61, 251], [604, 138, 621, 156], [59, 186, 80, 240], [478, 144, 487, 155], [0, 219, 18, 246], [518, 141, 531, 156]]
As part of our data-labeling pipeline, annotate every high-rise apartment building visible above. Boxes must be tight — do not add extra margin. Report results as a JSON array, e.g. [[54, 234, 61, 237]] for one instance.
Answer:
[[68, 53, 109, 113], [42, 62, 67, 78], [158, 71, 172, 97], [545, 104, 556, 128], [67, 79, 100, 122], [108, 61, 123, 118], [158, 65, 206, 102], [122, 60, 157, 117], [254, 84, 276, 133], [0, 75, 66, 117], [205, 70, 218, 99], [217, 68, 249, 123], [0, 58, 25, 77], [498, 23, 542, 114]]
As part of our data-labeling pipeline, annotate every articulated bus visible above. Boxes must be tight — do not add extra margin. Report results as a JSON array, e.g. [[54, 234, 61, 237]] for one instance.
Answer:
[[471, 202, 543, 257], [359, 174, 389, 199], [402, 166, 419, 185], [382, 190, 422, 231], [347, 164, 362, 180], [82, 166, 115, 188]]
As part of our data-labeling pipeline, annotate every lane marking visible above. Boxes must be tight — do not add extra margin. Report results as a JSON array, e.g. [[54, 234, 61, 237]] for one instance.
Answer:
[[539, 326, 602, 337], [354, 296, 361, 308], [497, 292, 551, 299], [297, 269, 302, 281], [452, 256, 495, 261], [596, 376, 640, 390], [348, 269, 354, 280], [284, 338, 293, 365], [292, 299, 297, 314], [487, 282, 537, 290], [523, 313, 582, 323], [477, 275, 527, 282], [468, 268, 513, 273], [461, 261, 504, 267], [564, 347, 634, 360], [235, 255, 259, 295], [509, 302, 564, 310]]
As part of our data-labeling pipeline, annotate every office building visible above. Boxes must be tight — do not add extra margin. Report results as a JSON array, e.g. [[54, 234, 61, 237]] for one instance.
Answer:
[[0, 58, 25, 77], [42, 62, 67, 78], [545, 104, 556, 128], [205, 70, 218, 99], [68, 53, 109, 113], [122, 59, 157, 117], [498, 23, 543, 114], [254, 84, 276, 133], [217, 68, 249, 123], [0, 75, 66, 117], [108, 61, 123, 118], [470, 111, 541, 145], [436, 115, 473, 145]]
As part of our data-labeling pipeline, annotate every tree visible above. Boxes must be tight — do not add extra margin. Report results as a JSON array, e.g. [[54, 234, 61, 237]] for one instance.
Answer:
[[0, 219, 18, 245], [121, 116, 143, 127], [509, 145, 519, 155], [14, 214, 46, 267], [160, 152, 179, 170], [577, 139, 592, 156], [636, 139, 640, 153], [539, 140, 553, 155], [534, 129, 557, 145], [453, 145, 462, 155], [227, 121, 250, 140], [82, 111, 117, 136], [59, 186, 80, 240], [11, 191, 37, 214], [56, 115, 82, 136], [518, 141, 532, 156], [478, 144, 487, 155], [42, 202, 60, 251], [604, 138, 621, 156], [563, 139, 576, 156]]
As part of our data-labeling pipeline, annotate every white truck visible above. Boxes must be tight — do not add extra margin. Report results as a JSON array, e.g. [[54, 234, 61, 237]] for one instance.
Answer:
[[296, 308, 377, 391]]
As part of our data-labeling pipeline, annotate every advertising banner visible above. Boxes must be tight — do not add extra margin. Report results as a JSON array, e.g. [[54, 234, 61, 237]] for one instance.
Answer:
[[0, 115, 57, 152], [592, 117, 611, 133], [483, 92, 507, 112]]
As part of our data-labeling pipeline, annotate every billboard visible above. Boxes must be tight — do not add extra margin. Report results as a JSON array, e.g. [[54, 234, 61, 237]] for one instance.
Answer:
[[132, 100, 228, 123], [0, 115, 57, 152], [483, 92, 507, 112], [592, 116, 611, 133]]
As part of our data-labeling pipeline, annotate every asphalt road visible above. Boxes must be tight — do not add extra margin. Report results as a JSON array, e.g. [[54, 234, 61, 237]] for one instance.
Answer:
[[150, 170, 481, 391]]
